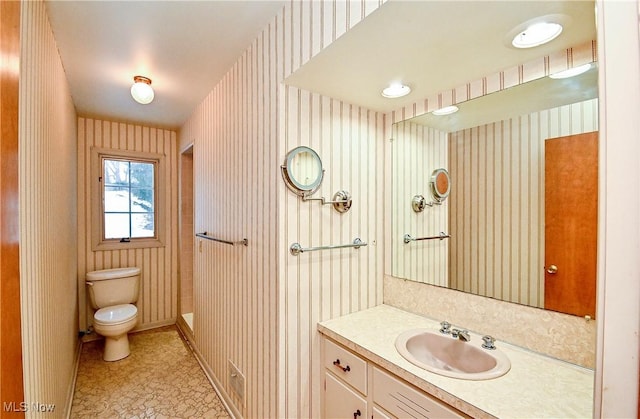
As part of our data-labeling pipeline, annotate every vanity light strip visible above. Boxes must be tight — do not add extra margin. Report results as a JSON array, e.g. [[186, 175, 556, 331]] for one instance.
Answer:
[[290, 238, 367, 256], [196, 232, 248, 247], [403, 232, 451, 244]]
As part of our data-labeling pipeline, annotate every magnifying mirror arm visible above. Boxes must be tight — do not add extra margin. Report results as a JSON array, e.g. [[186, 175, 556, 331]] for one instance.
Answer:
[[302, 190, 352, 213]]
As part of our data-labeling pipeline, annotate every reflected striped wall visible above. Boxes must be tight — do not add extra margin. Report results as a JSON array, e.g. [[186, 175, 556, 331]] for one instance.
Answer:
[[180, 1, 386, 417], [19, 0, 78, 416], [449, 99, 599, 307], [391, 122, 449, 286], [385, 42, 597, 285], [77, 118, 178, 332]]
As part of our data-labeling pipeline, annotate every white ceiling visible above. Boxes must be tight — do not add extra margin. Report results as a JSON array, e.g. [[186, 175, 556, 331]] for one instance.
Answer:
[[45, 0, 287, 129], [285, 0, 597, 112]]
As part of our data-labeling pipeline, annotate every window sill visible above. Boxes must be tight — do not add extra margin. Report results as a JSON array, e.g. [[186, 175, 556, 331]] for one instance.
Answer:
[[92, 238, 165, 252]]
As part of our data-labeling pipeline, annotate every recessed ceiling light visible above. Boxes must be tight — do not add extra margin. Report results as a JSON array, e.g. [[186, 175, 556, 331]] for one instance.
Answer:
[[549, 63, 592, 79], [512, 22, 563, 49], [432, 105, 459, 116], [382, 83, 411, 98], [131, 75, 154, 104]]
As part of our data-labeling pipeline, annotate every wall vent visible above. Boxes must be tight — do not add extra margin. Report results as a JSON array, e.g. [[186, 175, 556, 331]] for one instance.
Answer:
[[228, 359, 245, 406]]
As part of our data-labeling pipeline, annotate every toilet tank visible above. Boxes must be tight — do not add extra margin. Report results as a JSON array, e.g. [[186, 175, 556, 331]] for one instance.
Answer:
[[86, 267, 141, 309]]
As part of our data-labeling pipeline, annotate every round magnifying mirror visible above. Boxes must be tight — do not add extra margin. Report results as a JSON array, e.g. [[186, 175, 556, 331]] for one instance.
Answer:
[[430, 168, 451, 202], [281, 146, 324, 196]]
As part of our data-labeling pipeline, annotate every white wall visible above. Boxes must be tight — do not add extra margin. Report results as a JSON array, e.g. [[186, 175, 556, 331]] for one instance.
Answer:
[[594, 0, 640, 415]]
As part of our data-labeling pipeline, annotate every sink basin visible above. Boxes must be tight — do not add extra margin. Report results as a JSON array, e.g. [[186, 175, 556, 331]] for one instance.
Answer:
[[395, 328, 511, 380]]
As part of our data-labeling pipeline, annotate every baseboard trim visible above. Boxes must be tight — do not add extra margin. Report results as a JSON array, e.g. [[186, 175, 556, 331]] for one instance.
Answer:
[[81, 318, 177, 343], [175, 322, 240, 419], [133, 318, 176, 332], [65, 337, 83, 418], [175, 314, 194, 342]]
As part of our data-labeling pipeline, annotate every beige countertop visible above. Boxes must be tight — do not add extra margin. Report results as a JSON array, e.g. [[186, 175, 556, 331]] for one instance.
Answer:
[[318, 304, 594, 418]]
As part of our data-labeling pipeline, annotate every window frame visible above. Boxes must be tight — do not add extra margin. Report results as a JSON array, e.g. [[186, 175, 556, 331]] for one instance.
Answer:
[[91, 147, 166, 251]]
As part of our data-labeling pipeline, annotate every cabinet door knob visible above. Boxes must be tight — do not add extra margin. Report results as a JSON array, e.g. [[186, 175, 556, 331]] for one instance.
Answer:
[[353, 409, 361, 419], [333, 359, 351, 372]]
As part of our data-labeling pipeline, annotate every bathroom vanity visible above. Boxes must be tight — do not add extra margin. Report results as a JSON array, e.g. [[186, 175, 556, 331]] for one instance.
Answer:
[[318, 305, 593, 418], [323, 336, 466, 418]]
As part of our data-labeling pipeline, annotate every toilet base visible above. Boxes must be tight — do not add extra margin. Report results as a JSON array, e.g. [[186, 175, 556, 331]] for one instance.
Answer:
[[103, 334, 131, 362], [93, 310, 138, 362]]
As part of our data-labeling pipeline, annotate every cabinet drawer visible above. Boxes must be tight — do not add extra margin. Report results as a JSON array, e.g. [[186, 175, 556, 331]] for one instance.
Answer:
[[373, 367, 464, 419], [323, 338, 368, 395], [324, 372, 367, 419]]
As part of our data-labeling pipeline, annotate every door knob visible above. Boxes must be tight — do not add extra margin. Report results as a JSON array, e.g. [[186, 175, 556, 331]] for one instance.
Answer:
[[546, 264, 558, 274]]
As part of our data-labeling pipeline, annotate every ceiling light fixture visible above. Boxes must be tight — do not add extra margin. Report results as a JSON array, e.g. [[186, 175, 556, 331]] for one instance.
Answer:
[[432, 105, 459, 116], [382, 83, 411, 98], [130, 75, 154, 104], [549, 63, 592, 79], [511, 21, 563, 48]]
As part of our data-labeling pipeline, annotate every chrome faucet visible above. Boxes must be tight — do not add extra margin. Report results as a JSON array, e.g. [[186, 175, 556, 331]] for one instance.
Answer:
[[451, 328, 471, 342]]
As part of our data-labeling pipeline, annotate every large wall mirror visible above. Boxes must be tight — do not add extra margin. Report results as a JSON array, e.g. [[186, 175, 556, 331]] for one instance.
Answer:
[[391, 64, 598, 318]]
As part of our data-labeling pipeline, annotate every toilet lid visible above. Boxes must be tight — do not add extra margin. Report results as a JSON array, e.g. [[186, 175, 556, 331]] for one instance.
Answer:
[[94, 304, 137, 325]]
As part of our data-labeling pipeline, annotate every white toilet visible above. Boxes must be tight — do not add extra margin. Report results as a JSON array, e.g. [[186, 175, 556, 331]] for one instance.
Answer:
[[86, 267, 140, 361]]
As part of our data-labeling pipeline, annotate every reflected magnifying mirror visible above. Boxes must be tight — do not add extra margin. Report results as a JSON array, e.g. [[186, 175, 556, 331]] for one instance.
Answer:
[[430, 168, 451, 203]]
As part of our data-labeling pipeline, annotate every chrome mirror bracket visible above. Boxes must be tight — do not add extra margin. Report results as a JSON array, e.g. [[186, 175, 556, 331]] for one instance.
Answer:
[[302, 190, 352, 213]]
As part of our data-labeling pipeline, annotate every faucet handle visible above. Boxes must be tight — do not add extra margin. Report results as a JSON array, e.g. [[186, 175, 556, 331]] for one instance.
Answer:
[[439, 321, 451, 334], [482, 335, 496, 350]]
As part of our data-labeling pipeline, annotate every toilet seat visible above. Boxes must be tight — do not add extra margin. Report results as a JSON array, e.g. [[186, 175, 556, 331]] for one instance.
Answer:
[[94, 304, 137, 326]]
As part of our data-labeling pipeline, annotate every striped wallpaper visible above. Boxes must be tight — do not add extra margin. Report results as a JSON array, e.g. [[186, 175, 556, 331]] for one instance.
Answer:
[[279, 87, 384, 418], [449, 99, 599, 307], [179, 0, 385, 417], [19, 0, 79, 416], [180, 33, 280, 417], [77, 118, 179, 333]]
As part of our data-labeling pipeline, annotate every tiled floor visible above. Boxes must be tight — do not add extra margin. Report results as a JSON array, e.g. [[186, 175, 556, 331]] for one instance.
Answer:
[[71, 326, 230, 418]]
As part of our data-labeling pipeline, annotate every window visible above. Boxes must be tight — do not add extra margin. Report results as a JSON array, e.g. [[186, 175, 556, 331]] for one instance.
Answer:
[[102, 158, 155, 240], [92, 148, 165, 250]]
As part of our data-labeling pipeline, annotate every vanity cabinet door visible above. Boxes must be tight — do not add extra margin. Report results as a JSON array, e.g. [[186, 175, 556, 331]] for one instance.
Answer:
[[372, 368, 465, 419], [324, 372, 367, 419]]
